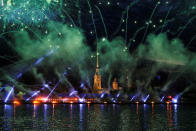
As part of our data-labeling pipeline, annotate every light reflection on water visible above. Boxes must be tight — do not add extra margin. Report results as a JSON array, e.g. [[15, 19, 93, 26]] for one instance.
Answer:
[[0, 104, 196, 130]]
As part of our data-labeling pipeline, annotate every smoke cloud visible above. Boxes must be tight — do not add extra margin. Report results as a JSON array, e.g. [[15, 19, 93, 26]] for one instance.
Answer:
[[1, 22, 196, 99]]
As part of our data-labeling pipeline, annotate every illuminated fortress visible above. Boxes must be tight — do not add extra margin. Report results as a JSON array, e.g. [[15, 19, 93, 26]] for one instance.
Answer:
[[92, 48, 118, 94], [93, 51, 103, 94]]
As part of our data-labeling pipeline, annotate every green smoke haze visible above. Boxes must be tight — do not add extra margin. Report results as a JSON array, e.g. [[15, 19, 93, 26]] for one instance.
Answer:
[[1, 22, 196, 98]]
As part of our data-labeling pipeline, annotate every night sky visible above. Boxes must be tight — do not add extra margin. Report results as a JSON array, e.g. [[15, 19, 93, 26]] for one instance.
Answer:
[[0, 0, 196, 98]]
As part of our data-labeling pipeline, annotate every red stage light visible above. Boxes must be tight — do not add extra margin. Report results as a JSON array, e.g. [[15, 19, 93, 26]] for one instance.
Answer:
[[166, 101, 171, 104], [52, 101, 58, 104], [33, 100, 40, 104], [13, 100, 20, 105]]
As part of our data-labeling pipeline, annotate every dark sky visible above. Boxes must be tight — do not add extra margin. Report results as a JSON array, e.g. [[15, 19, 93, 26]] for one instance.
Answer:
[[0, 0, 196, 57]]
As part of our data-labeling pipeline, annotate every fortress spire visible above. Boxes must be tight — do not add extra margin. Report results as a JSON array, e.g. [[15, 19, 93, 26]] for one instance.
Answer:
[[96, 51, 99, 68], [96, 50, 99, 73], [93, 43, 102, 93]]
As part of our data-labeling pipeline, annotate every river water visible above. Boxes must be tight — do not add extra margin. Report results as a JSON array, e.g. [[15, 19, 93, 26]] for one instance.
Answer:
[[0, 104, 195, 131]]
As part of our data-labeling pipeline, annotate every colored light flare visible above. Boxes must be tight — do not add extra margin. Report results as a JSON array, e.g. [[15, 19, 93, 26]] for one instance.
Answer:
[[100, 93, 105, 98], [16, 73, 23, 79], [35, 97, 48, 102], [172, 99, 178, 103], [166, 101, 171, 104], [79, 98, 85, 103], [33, 100, 40, 104], [130, 95, 137, 101], [143, 94, 150, 102], [13, 100, 20, 105], [34, 57, 44, 65], [30, 97, 80, 104], [160, 96, 165, 102], [2, 95, 183, 104], [172, 95, 179, 103], [69, 90, 78, 96], [52, 101, 58, 104], [116, 93, 120, 98], [80, 83, 85, 88], [43, 84, 50, 88], [111, 98, 116, 103]]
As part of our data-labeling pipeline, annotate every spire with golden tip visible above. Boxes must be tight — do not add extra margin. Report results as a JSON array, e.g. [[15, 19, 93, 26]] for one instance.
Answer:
[[96, 51, 99, 73], [93, 44, 102, 93]]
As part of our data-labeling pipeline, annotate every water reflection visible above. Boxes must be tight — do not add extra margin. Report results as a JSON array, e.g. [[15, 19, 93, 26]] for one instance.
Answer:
[[119, 105, 132, 130], [167, 103, 173, 131], [4, 104, 13, 130], [173, 104, 178, 131], [44, 104, 48, 130], [88, 104, 102, 130], [135, 103, 140, 130], [33, 104, 37, 118], [0, 104, 195, 130], [33, 104, 38, 129], [79, 104, 84, 131], [143, 104, 147, 130], [52, 104, 55, 130], [70, 104, 73, 131], [136, 103, 139, 114], [151, 103, 154, 129]]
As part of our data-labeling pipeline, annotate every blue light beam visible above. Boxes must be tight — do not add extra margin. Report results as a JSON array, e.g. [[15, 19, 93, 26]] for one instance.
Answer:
[[26, 91, 40, 101], [4, 86, 14, 103], [143, 94, 150, 102], [46, 81, 60, 99]]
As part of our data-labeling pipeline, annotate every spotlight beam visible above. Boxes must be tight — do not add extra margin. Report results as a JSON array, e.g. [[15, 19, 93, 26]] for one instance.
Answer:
[[160, 96, 165, 102], [46, 81, 61, 100], [143, 94, 150, 102], [4, 86, 14, 103], [26, 90, 40, 101]]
